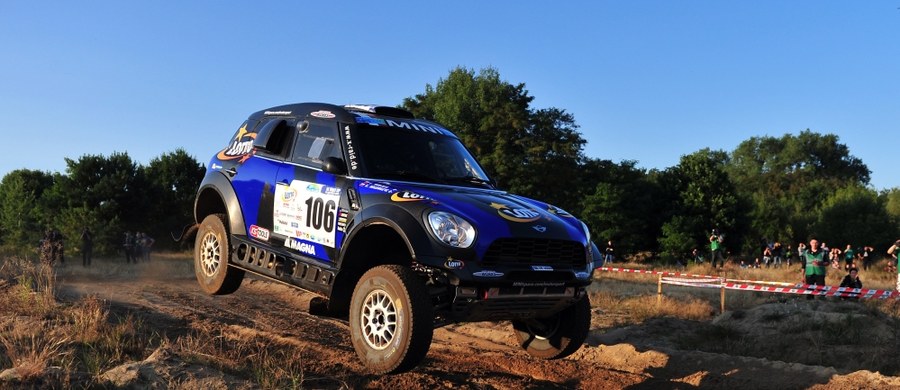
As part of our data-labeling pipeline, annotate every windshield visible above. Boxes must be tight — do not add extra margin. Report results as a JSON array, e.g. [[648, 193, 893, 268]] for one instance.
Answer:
[[355, 124, 492, 188]]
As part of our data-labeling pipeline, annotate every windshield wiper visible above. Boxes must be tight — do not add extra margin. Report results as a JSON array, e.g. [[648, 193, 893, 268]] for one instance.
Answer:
[[373, 171, 443, 184]]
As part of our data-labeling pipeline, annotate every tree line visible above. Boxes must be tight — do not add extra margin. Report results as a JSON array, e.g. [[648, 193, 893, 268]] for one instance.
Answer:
[[2, 67, 899, 261]]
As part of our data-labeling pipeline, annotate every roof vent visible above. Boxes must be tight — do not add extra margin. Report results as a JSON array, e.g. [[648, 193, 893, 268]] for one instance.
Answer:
[[344, 104, 415, 119]]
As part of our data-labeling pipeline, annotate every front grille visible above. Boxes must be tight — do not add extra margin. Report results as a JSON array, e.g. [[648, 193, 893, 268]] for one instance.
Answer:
[[482, 238, 586, 267]]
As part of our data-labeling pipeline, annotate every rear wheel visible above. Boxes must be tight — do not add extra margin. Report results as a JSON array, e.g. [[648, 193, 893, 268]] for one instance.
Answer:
[[512, 295, 591, 359], [349, 265, 433, 373], [194, 214, 244, 295]]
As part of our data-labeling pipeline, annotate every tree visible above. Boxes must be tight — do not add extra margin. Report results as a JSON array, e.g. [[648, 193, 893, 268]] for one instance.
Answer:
[[143, 149, 205, 249], [49, 152, 148, 255], [814, 185, 896, 249], [0, 169, 54, 253], [402, 67, 589, 211], [726, 130, 870, 246], [657, 149, 745, 260], [580, 160, 662, 255]]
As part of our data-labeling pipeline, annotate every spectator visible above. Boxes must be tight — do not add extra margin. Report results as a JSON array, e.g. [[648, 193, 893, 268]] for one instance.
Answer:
[[772, 242, 784, 268], [52, 229, 64, 265], [40, 229, 55, 265], [839, 268, 863, 300], [829, 247, 842, 270], [786, 244, 794, 267], [889, 240, 900, 291], [710, 229, 726, 269], [801, 238, 829, 300], [796, 242, 807, 269], [139, 232, 155, 262], [603, 240, 615, 265], [691, 248, 704, 265], [80, 227, 92, 267], [862, 246, 875, 271], [761, 239, 773, 268], [839, 268, 863, 289], [124, 231, 135, 264], [843, 244, 856, 271]]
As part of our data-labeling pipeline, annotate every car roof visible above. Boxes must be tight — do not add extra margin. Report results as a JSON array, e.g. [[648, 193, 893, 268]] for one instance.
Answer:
[[248, 102, 457, 138]]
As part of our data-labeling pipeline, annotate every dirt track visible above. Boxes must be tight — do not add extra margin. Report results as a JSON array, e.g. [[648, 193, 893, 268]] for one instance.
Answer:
[[55, 257, 900, 389]]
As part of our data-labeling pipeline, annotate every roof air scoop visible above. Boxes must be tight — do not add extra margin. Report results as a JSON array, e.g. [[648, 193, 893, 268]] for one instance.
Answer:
[[344, 104, 415, 119]]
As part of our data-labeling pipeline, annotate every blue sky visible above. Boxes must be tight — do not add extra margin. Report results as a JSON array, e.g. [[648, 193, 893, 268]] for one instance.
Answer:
[[2, 1, 898, 190]]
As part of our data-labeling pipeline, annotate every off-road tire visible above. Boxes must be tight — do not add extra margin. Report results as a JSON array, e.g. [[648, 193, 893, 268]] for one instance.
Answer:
[[512, 294, 591, 359], [349, 265, 433, 374], [194, 214, 244, 295]]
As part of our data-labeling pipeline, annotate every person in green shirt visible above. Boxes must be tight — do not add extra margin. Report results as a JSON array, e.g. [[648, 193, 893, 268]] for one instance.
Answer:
[[709, 229, 725, 269], [843, 244, 855, 271], [801, 238, 829, 298]]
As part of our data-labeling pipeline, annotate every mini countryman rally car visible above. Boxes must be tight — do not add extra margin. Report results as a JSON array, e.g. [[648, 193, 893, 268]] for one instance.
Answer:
[[192, 103, 599, 373]]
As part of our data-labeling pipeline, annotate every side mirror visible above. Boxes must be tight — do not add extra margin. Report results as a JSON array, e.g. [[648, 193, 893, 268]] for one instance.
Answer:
[[322, 157, 347, 175]]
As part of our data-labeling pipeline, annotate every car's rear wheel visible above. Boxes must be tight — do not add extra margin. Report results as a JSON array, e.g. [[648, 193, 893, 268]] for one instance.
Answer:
[[512, 295, 591, 359], [194, 214, 244, 295], [349, 265, 433, 373]]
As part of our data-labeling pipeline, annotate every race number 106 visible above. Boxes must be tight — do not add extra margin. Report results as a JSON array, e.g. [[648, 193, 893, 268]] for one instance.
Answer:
[[305, 197, 336, 232]]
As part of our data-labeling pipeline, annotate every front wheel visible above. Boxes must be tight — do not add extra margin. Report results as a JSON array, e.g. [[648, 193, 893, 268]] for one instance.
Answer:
[[349, 265, 433, 374], [512, 295, 591, 359], [194, 214, 244, 295]]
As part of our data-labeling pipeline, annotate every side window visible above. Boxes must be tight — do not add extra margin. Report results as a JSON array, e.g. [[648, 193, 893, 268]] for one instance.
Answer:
[[254, 118, 294, 159], [292, 120, 341, 167]]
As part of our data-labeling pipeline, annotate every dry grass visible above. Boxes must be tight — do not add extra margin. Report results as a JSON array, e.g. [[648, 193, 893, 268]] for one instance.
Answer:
[[0, 319, 70, 381], [175, 322, 314, 390]]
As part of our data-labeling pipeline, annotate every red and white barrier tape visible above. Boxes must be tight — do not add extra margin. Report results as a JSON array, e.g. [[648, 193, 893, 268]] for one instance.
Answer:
[[600, 266, 900, 300]]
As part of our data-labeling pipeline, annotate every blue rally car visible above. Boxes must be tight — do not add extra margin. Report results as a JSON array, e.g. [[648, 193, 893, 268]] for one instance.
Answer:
[[191, 103, 599, 373]]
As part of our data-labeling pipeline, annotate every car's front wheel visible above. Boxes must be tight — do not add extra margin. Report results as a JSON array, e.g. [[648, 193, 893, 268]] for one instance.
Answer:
[[194, 214, 244, 295], [349, 265, 433, 373], [512, 295, 591, 359]]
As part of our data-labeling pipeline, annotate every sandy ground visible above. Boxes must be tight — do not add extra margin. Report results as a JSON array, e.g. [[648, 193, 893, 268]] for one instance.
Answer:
[[51, 256, 900, 389]]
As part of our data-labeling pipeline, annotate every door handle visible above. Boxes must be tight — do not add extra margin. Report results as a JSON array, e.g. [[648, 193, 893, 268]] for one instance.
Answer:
[[224, 167, 237, 177]]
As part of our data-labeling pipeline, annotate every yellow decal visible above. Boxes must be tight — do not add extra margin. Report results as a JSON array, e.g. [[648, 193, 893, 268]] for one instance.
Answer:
[[491, 202, 541, 223]]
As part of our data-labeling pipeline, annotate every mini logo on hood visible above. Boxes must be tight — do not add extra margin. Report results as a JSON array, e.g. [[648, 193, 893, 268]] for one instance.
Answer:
[[490, 202, 541, 223], [548, 205, 575, 218], [532, 225, 547, 233]]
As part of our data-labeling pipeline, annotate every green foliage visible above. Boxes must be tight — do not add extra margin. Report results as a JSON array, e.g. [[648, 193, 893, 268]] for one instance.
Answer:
[[143, 149, 206, 250], [402, 66, 588, 212], [656, 149, 746, 258], [726, 131, 873, 247], [814, 185, 895, 249], [0, 170, 54, 254], [580, 160, 662, 253], [0, 151, 203, 256]]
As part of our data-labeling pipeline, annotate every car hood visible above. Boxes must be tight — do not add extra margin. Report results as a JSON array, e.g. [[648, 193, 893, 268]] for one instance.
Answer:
[[355, 180, 588, 245]]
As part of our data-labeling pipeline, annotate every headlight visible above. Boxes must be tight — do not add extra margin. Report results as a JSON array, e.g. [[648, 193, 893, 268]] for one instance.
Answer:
[[427, 211, 476, 248]]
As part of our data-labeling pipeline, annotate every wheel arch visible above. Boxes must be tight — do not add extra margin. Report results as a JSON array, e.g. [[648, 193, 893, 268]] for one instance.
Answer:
[[194, 171, 246, 235], [328, 218, 420, 316]]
